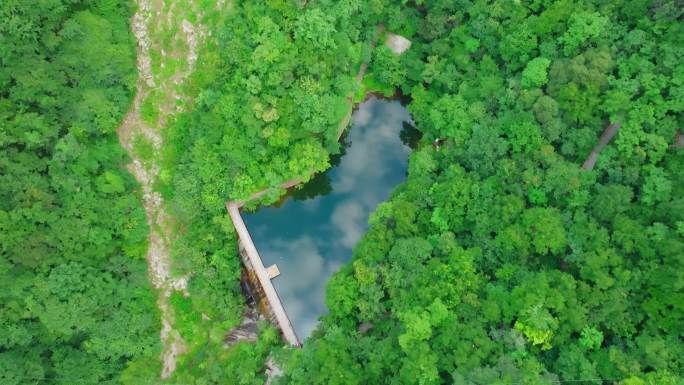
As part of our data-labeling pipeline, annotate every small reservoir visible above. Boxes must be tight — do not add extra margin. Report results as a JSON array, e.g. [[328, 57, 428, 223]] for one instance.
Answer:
[[243, 96, 415, 339]]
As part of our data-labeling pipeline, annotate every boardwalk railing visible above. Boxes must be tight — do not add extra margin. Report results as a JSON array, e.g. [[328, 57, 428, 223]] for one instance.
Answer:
[[226, 202, 300, 346], [225, 27, 411, 347]]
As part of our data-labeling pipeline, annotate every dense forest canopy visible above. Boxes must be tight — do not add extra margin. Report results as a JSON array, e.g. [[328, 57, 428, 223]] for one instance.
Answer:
[[2, 0, 682, 384], [0, 0, 159, 384], [276, 1, 684, 385], [160, 0, 683, 383]]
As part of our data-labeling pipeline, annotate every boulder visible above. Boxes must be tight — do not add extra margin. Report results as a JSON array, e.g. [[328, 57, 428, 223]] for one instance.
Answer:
[[385, 32, 412, 54]]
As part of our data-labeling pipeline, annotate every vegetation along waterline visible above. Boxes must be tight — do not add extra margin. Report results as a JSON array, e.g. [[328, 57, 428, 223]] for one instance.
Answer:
[[1, 1, 682, 385], [243, 96, 416, 341]]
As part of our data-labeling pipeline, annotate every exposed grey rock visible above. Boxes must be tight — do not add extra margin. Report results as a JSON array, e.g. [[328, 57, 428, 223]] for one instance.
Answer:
[[385, 32, 412, 54], [225, 309, 262, 346], [358, 322, 374, 334]]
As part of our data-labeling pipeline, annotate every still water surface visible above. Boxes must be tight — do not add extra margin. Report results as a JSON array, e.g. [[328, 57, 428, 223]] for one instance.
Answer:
[[243, 96, 415, 339]]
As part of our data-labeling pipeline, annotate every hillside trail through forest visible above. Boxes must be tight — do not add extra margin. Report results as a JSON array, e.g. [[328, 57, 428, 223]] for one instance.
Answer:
[[116, 0, 204, 379]]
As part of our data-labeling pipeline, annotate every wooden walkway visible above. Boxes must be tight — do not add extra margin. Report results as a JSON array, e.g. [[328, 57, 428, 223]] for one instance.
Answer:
[[225, 26, 395, 347], [226, 202, 300, 346]]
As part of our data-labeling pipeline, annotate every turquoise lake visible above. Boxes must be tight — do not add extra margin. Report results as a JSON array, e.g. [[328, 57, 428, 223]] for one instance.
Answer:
[[243, 96, 416, 339]]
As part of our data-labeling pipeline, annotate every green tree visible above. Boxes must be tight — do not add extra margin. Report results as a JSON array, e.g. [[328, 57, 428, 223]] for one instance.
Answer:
[[521, 57, 551, 89]]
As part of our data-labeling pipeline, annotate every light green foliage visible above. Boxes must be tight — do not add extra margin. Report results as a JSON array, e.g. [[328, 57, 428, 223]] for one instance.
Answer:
[[295, 9, 337, 51], [521, 57, 551, 88], [514, 304, 558, 350], [98, 171, 127, 194], [641, 166, 672, 205], [132, 134, 155, 166], [140, 95, 159, 125], [521, 208, 567, 255], [579, 326, 604, 350], [171, 325, 280, 385], [398, 311, 432, 350], [369, 45, 407, 89], [560, 12, 609, 56]]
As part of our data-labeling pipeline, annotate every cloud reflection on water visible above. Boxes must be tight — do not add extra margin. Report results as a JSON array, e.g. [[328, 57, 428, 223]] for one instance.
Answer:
[[243, 97, 413, 340]]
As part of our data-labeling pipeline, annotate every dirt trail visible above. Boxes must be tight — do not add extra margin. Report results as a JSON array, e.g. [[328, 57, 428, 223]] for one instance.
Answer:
[[117, 0, 204, 379], [582, 122, 621, 170]]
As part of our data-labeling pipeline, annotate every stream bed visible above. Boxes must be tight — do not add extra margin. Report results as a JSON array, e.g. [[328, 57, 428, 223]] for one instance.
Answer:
[[243, 96, 416, 339]]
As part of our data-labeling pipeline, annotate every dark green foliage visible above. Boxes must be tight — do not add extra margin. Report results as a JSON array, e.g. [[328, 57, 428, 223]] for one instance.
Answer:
[[0, 0, 159, 384]]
